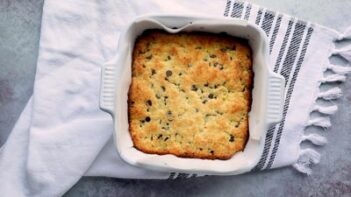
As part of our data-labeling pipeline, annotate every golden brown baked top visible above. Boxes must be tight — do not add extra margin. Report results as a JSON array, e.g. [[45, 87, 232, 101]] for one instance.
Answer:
[[128, 30, 253, 160]]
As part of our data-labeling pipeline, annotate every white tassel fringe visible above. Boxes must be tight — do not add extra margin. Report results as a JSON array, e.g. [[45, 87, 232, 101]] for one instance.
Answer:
[[293, 149, 321, 175], [307, 117, 331, 128], [301, 134, 328, 146], [313, 104, 338, 115], [320, 74, 346, 83], [336, 26, 351, 40], [317, 87, 342, 100], [332, 46, 351, 62], [328, 64, 351, 75], [295, 28, 351, 174]]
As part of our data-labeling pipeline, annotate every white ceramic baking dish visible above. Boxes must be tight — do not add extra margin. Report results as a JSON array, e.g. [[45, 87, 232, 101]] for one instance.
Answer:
[[100, 14, 285, 175]]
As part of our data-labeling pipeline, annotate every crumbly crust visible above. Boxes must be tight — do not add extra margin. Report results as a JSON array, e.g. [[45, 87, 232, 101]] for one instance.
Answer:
[[128, 30, 253, 160]]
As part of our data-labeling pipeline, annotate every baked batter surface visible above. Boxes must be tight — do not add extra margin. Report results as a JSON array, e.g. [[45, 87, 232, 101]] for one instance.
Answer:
[[128, 30, 253, 159]]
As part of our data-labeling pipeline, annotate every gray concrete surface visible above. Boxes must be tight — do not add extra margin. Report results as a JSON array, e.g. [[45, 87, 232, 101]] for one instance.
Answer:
[[0, 0, 350, 196]]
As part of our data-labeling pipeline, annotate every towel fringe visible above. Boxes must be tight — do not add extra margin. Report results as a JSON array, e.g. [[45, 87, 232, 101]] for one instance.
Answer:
[[293, 149, 321, 175], [307, 117, 331, 128], [295, 26, 350, 175], [317, 87, 342, 100], [327, 64, 351, 75], [312, 104, 338, 115], [320, 74, 346, 83], [332, 46, 351, 62], [336, 25, 351, 40], [301, 133, 328, 146]]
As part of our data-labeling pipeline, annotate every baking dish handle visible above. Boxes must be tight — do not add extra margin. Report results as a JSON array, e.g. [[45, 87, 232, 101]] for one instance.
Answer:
[[99, 59, 117, 116], [266, 72, 285, 127]]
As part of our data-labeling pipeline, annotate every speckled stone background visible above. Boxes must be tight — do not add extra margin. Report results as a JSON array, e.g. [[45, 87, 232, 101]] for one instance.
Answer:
[[0, 0, 350, 196]]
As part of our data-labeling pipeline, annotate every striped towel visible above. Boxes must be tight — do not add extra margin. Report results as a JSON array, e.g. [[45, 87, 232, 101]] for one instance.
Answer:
[[223, 0, 351, 173], [1, 0, 351, 196]]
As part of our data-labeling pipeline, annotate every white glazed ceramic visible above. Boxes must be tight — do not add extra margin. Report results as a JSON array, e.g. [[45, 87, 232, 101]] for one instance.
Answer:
[[100, 14, 285, 175]]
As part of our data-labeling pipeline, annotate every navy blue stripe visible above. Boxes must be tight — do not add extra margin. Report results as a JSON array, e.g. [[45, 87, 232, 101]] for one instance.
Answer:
[[255, 9, 263, 25], [231, 1, 244, 18], [224, 0, 232, 17], [244, 4, 252, 20], [266, 27, 313, 169], [270, 15, 283, 53], [280, 21, 307, 81], [252, 19, 295, 171], [261, 11, 275, 36], [273, 20, 294, 72]]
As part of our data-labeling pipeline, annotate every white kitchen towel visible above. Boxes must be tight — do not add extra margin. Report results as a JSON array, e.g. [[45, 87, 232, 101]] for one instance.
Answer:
[[1, 0, 351, 196]]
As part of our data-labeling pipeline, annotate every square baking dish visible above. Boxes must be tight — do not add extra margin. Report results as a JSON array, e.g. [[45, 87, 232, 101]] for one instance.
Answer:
[[100, 14, 285, 175]]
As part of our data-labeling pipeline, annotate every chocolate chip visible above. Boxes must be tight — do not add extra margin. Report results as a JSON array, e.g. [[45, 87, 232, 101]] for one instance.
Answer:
[[208, 93, 214, 99], [199, 148, 203, 151], [210, 54, 216, 58], [202, 100, 207, 104], [146, 100, 152, 106], [145, 117, 151, 122], [220, 48, 227, 52], [151, 69, 156, 75], [210, 150, 214, 154], [158, 134, 163, 139], [167, 111, 172, 116], [146, 55, 152, 60], [204, 83, 209, 87], [167, 56, 171, 60], [229, 134, 235, 142], [191, 85, 198, 91], [164, 137, 169, 141], [216, 111, 223, 115], [161, 86, 166, 91], [166, 70, 172, 77]]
